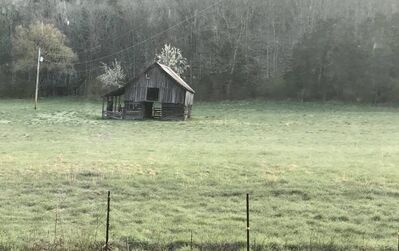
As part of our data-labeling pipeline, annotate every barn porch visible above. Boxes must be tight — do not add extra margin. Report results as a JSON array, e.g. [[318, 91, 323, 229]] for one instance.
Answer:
[[102, 86, 163, 120], [102, 87, 125, 119]]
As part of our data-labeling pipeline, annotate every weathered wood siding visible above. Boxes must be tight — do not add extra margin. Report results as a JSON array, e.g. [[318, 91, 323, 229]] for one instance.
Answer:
[[185, 92, 194, 106], [124, 101, 145, 120], [124, 66, 187, 104], [161, 103, 185, 120]]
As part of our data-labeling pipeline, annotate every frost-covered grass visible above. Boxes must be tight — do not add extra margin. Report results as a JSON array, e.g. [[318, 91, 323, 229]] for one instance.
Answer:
[[0, 98, 399, 250]]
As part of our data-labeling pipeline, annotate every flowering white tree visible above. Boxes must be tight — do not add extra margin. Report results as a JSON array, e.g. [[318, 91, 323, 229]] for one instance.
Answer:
[[97, 59, 126, 88], [156, 44, 189, 75]]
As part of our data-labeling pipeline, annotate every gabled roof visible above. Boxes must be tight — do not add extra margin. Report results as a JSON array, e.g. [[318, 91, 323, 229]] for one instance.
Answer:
[[156, 62, 195, 93], [103, 62, 194, 97]]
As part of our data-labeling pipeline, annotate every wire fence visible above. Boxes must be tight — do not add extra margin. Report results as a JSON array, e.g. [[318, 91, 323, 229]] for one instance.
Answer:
[[1, 191, 398, 251]]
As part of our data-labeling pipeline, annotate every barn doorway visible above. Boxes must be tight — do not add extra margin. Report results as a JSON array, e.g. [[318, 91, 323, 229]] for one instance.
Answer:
[[146, 88, 159, 101], [143, 102, 153, 119]]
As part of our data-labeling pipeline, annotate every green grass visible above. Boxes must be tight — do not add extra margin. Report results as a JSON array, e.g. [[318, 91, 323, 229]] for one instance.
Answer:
[[0, 98, 399, 250]]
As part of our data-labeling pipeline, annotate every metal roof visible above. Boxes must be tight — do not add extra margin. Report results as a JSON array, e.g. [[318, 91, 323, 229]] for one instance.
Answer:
[[103, 86, 125, 97], [156, 62, 195, 93], [103, 62, 195, 97]]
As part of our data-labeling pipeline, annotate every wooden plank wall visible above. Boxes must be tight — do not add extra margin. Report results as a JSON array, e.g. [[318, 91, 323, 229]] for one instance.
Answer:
[[124, 66, 187, 104], [124, 101, 144, 120], [161, 103, 185, 120], [185, 92, 194, 106]]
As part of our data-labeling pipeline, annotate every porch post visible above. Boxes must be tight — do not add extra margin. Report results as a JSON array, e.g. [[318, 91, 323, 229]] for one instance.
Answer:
[[117, 96, 120, 111], [102, 97, 105, 118]]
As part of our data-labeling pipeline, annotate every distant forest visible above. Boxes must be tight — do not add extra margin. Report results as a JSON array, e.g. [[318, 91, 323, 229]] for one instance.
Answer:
[[1, 0, 399, 102]]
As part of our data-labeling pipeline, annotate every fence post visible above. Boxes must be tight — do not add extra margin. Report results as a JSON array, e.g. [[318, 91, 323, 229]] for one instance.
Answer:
[[54, 206, 58, 243], [246, 193, 250, 251], [105, 191, 111, 250], [190, 230, 193, 250]]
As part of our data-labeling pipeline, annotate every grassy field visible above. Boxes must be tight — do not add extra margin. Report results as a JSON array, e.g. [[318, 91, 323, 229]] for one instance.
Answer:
[[0, 98, 399, 250]]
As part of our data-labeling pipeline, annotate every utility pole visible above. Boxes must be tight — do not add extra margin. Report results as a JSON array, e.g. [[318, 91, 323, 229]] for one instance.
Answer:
[[34, 21, 44, 110], [246, 193, 250, 251], [34, 47, 41, 110]]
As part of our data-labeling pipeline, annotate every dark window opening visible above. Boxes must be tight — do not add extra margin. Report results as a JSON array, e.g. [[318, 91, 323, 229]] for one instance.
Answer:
[[146, 88, 159, 101], [107, 100, 113, 111], [126, 102, 141, 111]]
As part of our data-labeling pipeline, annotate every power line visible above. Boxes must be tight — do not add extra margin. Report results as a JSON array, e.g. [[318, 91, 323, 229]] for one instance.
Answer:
[[69, 33, 193, 76], [72, 1, 222, 55], [52, 0, 222, 67], [69, 13, 139, 55], [46, 0, 222, 77]]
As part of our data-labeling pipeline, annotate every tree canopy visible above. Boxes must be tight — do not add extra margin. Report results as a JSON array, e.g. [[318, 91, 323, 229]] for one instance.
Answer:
[[13, 22, 76, 73], [156, 44, 189, 76], [97, 59, 126, 89], [1, 0, 399, 102]]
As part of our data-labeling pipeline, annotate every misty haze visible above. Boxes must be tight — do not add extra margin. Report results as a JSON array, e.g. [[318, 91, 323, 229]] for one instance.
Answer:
[[0, 0, 399, 250]]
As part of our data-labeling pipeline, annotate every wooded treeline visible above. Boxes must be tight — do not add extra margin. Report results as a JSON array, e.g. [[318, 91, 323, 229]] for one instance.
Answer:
[[1, 0, 399, 102]]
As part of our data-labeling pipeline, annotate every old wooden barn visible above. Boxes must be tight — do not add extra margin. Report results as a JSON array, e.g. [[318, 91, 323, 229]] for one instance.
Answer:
[[102, 62, 195, 120]]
